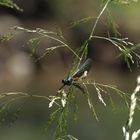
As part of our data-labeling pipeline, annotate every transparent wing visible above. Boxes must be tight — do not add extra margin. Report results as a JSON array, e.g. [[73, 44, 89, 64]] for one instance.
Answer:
[[72, 58, 92, 79]]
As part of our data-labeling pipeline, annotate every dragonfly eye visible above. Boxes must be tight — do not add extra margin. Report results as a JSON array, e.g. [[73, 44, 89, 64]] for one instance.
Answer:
[[67, 79, 72, 85], [62, 78, 72, 85], [62, 79, 65, 84]]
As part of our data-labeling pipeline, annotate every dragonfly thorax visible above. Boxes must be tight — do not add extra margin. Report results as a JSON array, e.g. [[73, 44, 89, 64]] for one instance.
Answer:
[[62, 76, 73, 85]]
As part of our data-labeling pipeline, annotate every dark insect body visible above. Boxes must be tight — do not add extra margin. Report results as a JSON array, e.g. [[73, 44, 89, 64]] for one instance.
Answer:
[[59, 58, 92, 91]]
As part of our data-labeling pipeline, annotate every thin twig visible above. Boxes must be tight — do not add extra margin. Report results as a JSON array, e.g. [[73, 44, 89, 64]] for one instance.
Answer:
[[12, 26, 80, 60], [89, 0, 111, 39]]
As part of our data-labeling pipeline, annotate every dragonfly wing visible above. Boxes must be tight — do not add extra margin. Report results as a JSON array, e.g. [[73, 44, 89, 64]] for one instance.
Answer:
[[72, 58, 92, 79]]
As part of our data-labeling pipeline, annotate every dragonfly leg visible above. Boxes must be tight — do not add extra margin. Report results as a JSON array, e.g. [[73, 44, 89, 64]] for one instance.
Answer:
[[57, 84, 65, 95]]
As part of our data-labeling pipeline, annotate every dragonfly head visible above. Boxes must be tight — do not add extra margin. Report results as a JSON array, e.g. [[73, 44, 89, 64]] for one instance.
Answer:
[[62, 76, 73, 85]]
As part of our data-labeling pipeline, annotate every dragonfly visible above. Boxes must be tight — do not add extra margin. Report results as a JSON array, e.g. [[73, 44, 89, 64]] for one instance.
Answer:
[[58, 58, 92, 93]]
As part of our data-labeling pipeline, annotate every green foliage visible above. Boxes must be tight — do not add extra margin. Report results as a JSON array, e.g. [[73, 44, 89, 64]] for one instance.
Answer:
[[68, 16, 96, 29], [44, 87, 79, 140], [55, 106, 69, 139], [0, 33, 15, 42], [0, 103, 10, 125], [11, 26, 80, 61], [102, 0, 138, 4], [0, 0, 22, 11], [111, 0, 138, 4], [45, 108, 61, 132], [106, 10, 121, 37], [0, 0, 140, 139], [0, 94, 24, 125]]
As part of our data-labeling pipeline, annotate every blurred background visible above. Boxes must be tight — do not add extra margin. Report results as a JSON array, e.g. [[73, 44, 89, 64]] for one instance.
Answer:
[[0, 0, 140, 140]]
